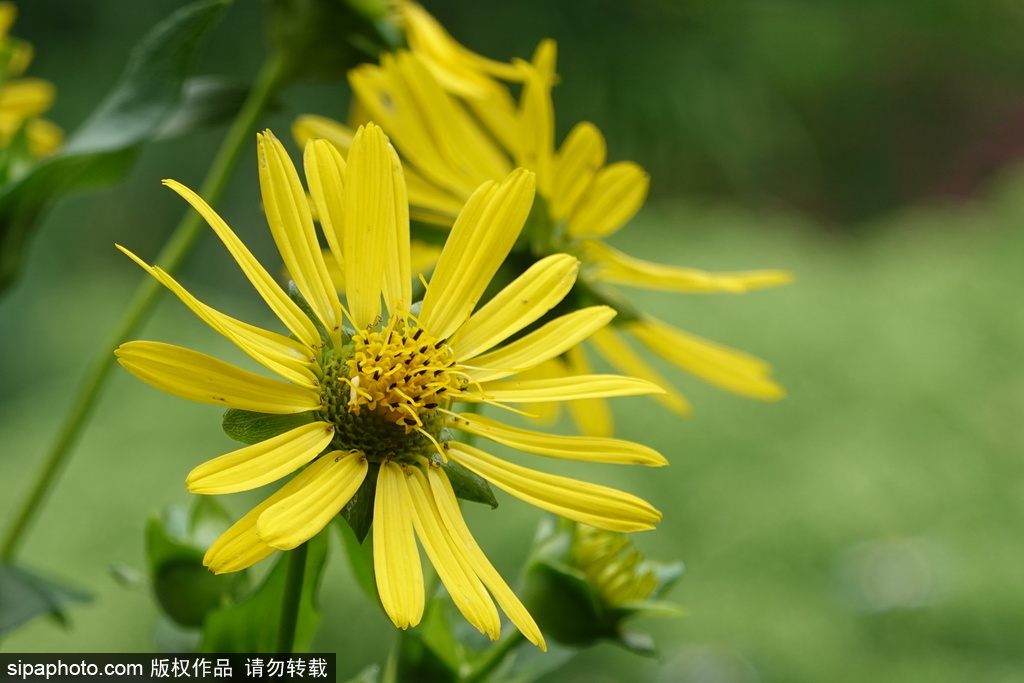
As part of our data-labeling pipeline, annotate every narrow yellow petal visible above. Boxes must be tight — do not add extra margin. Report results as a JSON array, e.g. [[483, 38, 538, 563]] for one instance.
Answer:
[[374, 462, 425, 629], [420, 169, 536, 341], [583, 239, 795, 292], [467, 373, 663, 404], [257, 451, 368, 550], [512, 360, 562, 425], [0, 78, 54, 117], [627, 317, 785, 400], [447, 413, 666, 466], [186, 422, 335, 495], [204, 458, 335, 574], [588, 326, 691, 416], [116, 341, 321, 414], [565, 162, 649, 238], [426, 467, 547, 650], [467, 306, 616, 382], [344, 124, 393, 328], [293, 114, 354, 154], [563, 345, 614, 437], [27, 118, 63, 157], [551, 122, 606, 222], [399, 0, 527, 84], [516, 62, 554, 197], [304, 138, 348, 293], [257, 132, 341, 339], [456, 254, 579, 360], [116, 245, 319, 388], [448, 442, 661, 533], [407, 468, 500, 639], [382, 140, 412, 314], [163, 179, 321, 350]]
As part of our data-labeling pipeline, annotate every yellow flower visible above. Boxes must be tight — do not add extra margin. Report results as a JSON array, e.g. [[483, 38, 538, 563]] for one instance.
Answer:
[[294, 1, 792, 436], [0, 2, 61, 158], [116, 125, 667, 648]]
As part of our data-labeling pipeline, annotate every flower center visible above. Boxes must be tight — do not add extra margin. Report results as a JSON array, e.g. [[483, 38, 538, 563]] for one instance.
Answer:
[[318, 319, 461, 464]]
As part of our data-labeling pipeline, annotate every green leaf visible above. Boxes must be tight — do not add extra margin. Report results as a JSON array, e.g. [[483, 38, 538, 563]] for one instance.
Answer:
[[155, 77, 251, 141], [344, 665, 381, 683], [200, 531, 329, 653], [340, 462, 380, 543], [222, 408, 316, 445], [440, 458, 497, 509], [145, 509, 248, 629], [334, 517, 379, 604], [0, 563, 90, 634], [0, 0, 230, 295]]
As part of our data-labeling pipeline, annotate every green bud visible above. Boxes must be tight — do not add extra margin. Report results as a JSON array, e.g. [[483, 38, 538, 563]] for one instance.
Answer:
[[523, 518, 683, 654]]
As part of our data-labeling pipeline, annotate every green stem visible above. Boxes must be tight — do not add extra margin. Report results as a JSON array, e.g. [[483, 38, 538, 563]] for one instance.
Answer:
[[461, 630, 525, 683], [0, 54, 290, 562], [276, 543, 308, 654]]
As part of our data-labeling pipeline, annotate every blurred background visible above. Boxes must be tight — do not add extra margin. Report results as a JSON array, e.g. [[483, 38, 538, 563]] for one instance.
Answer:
[[3, 0, 1024, 680]]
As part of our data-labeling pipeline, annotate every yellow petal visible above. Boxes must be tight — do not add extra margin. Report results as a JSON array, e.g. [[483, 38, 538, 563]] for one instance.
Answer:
[[446, 413, 666, 466], [117, 245, 318, 388], [563, 345, 614, 437], [293, 114, 354, 154], [628, 317, 785, 400], [565, 162, 649, 238], [27, 118, 63, 157], [343, 124, 393, 329], [551, 122, 606, 222], [257, 132, 341, 339], [374, 462, 425, 629], [382, 140, 412, 314], [467, 306, 616, 382], [448, 442, 661, 532], [116, 341, 321, 414], [304, 138, 348, 296], [399, 0, 527, 85], [420, 169, 536, 340], [407, 467, 500, 639], [0, 78, 54, 117], [468, 373, 663, 404], [516, 62, 554, 197], [163, 179, 321, 350], [186, 422, 335, 495], [257, 451, 368, 550], [583, 239, 794, 292], [426, 467, 547, 650], [587, 326, 691, 416], [456, 254, 579, 360], [204, 458, 336, 574]]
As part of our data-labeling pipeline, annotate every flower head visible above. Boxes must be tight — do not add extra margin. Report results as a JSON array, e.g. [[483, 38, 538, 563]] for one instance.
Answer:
[[294, 1, 792, 436], [117, 124, 666, 648], [0, 3, 61, 161]]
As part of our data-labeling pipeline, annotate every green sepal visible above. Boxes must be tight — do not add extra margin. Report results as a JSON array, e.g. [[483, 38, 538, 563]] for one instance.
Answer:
[[0, 0, 231, 296], [523, 558, 611, 646], [333, 517, 378, 604], [340, 461, 380, 543], [221, 408, 316, 445], [287, 281, 333, 348], [200, 530, 329, 653], [439, 458, 498, 509], [0, 563, 91, 635], [145, 502, 248, 629]]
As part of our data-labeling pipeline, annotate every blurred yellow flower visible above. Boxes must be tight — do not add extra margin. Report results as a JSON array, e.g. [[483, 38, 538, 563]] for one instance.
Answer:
[[294, 0, 792, 436], [116, 125, 667, 648], [0, 3, 61, 158]]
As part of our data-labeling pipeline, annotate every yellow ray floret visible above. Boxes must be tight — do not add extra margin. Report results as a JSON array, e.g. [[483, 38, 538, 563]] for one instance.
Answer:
[[115, 341, 321, 414], [375, 462, 426, 629], [186, 423, 335, 495], [448, 443, 661, 533], [446, 413, 667, 466]]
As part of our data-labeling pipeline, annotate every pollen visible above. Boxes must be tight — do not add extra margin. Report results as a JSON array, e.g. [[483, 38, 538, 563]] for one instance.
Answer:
[[344, 319, 461, 429]]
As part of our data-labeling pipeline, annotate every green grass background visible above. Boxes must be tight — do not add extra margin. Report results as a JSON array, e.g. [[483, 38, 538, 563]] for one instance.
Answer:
[[3, 1, 1024, 680]]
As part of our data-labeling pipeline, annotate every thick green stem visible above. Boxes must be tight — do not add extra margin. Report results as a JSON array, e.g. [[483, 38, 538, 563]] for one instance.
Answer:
[[276, 543, 308, 654], [461, 630, 526, 683], [0, 54, 290, 562]]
